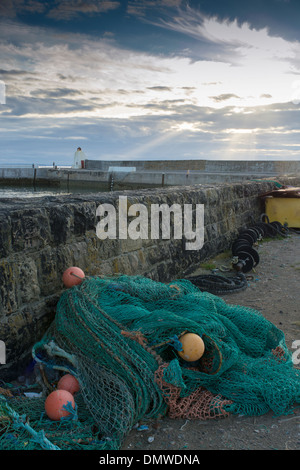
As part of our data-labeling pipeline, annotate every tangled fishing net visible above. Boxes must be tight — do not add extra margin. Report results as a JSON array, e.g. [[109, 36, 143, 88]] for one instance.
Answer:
[[1, 274, 299, 450]]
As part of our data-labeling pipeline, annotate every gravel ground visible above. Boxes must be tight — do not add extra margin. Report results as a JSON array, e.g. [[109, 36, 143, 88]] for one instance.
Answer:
[[122, 232, 300, 452]]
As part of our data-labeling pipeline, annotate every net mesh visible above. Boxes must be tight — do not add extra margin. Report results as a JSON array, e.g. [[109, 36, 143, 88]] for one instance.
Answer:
[[1, 274, 299, 450]]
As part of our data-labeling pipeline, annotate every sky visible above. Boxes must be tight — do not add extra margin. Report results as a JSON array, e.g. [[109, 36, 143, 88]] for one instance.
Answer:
[[0, 0, 300, 165]]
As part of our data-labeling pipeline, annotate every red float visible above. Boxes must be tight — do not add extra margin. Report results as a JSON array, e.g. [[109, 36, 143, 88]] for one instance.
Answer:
[[57, 374, 80, 395], [62, 267, 85, 288], [45, 390, 75, 421]]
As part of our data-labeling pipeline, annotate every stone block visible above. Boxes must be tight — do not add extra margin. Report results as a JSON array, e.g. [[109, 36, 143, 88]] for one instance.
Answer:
[[73, 202, 97, 236], [11, 208, 50, 252], [49, 204, 74, 244], [18, 257, 40, 303], [0, 259, 19, 315], [0, 215, 11, 258], [36, 246, 60, 296]]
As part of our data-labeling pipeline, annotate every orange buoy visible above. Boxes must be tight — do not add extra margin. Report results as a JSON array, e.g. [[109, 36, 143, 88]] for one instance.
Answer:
[[57, 374, 80, 395], [178, 333, 205, 362], [62, 267, 85, 288], [45, 390, 75, 421]]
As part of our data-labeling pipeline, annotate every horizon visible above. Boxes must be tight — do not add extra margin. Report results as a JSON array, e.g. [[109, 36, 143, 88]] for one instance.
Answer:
[[0, 0, 300, 165]]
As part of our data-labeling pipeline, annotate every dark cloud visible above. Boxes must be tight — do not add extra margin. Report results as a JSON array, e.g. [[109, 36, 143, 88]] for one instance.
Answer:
[[209, 93, 240, 102], [127, 0, 181, 19], [0, 0, 121, 20], [0, 69, 33, 76], [30, 88, 84, 99], [125, 98, 186, 109], [0, 0, 47, 17], [47, 0, 121, 20], [116, 88, 145, 95], [147, 86, 173, 92], [1, 95, 99, 116]]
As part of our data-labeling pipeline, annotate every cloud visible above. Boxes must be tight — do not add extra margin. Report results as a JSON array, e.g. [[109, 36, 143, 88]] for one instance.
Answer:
[[210, 93, 240, 102], [1, 15, 299, 133], [127, 0, 182, 18], [202, 81, 222, 86], [0, 20, 207, 119], [1, 95, 100, 117], [0, 0, 121, 20], [1, 100, 299, 164], [0, 0, 47, 17], [2, 7, 299, 120], [147, 86, 173, 92], [0, 69, 35, 77], [153, 4, 295, 56], [150, 5, 300, 65], [30, 87, 84, 99], [47, 0, 121, 21], [260, 93, 272, 99], [0, 7, 300, 163], [145, 5, 300, 106]]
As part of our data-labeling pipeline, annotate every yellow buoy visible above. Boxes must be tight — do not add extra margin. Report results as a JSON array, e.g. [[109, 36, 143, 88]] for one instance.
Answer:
[[178, 333, 205, 362]]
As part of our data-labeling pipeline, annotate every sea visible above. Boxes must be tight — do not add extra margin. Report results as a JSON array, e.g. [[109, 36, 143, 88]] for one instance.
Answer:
[[0, 185, 107, 199]]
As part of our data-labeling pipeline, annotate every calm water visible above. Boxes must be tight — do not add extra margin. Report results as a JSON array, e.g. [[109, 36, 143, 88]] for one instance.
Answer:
[[0, 185, 109, 198]]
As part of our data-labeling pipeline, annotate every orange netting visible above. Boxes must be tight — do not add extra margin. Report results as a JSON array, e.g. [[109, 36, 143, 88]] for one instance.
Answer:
[[155, 363, 232, 420]]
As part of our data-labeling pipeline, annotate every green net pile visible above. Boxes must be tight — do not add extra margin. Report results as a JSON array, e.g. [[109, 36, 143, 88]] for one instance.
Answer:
[[1, 274, 299, 450]]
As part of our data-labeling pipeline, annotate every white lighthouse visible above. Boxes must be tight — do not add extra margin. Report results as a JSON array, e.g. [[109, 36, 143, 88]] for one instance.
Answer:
[[73, 147, 86, 169]]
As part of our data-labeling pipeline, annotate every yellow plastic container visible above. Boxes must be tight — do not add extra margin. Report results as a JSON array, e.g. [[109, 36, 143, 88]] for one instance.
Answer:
[[265, 197, 300, 228]]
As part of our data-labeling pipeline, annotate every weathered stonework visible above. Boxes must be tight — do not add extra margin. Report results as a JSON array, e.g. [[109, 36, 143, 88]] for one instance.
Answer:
[[0, 177, 299, 379]]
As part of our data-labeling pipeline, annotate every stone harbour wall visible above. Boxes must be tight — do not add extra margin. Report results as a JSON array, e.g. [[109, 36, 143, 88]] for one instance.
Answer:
[[0, 176, 299, 379], [1, 159, 299, 191]]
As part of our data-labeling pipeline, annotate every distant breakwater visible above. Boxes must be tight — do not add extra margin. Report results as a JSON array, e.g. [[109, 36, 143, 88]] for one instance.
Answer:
[[0, 159, 299, 191]]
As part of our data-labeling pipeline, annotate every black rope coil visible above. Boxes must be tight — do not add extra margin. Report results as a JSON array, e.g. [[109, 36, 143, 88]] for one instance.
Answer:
[[186, 272, 248, 295], [186, 214, 291, 294]]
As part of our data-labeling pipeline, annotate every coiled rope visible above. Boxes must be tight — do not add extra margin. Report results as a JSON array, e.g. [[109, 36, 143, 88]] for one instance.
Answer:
[[185, 272, 247, 295]]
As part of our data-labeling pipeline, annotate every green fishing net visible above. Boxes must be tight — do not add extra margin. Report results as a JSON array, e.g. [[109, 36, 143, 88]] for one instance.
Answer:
[[1, 274, 299, 450]]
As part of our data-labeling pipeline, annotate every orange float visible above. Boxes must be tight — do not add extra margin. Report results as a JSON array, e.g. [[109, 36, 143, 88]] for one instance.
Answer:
[[45, 390, 75, 421], [169, 284, 181, 296], [178, 333, 205, 362], [57, 374, 80, 395], [62, 267, 85, 288]]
